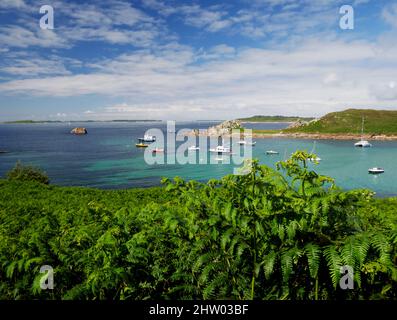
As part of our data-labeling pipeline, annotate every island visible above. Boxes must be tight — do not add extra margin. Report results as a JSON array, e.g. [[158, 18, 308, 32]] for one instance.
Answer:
[[281, 109, 397, 140], [188, 109, 397, 141], [238, 115, 315, 122]]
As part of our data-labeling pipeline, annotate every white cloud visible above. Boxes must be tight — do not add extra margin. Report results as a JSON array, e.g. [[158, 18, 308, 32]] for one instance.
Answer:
[[1, 58, 71, 76], [1, 37, 396, 119], [0, 0, 27, 9], [383, 4, 397, 29], [0, 26, 68, 48], [0, 0, 164, 49]]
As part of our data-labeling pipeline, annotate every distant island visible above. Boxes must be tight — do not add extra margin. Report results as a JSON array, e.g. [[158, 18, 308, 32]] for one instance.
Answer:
[[238, 115, 315, 122], [3, 120, 162, 124]]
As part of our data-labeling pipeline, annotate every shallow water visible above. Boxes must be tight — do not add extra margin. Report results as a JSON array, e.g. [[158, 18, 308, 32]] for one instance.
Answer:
[[0, 122, 396, 196]]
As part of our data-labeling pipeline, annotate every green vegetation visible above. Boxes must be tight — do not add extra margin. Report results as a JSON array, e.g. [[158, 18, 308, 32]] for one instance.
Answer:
[[284, 109, 397, 135], [252, 129, 281, 134], [0, 153, 396, 300], [6, 161, 50, 185], [4, 120, 40, 124], [239, 115, 315, 122]]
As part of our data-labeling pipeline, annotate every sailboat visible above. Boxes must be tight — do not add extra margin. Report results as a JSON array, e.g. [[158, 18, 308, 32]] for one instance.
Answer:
[[309, 141, 322, 162], [355, 117, 372, 148]]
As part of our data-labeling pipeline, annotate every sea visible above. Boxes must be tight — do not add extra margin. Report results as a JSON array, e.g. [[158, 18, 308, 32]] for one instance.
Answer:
[[0, 121, 396, 197]]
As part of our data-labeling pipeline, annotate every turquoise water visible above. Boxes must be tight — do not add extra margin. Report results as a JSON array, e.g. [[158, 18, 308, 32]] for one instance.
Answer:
[[0, 122, 396, 196]]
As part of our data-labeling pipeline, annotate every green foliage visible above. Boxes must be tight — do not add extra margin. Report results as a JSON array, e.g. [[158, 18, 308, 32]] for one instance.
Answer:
[[6, 161, 50, 185], [0, 151, 396, 300], [284, 109, 397, 135], [238, 115, 314, 122]]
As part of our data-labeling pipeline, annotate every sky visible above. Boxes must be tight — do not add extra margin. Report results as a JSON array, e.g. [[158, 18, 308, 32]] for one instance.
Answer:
[[0, 0, 397, 121]]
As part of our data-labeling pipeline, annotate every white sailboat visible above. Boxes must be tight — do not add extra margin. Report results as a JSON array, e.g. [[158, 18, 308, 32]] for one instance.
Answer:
[[355, 117, 372, 148], [309, 141, 322, 162]]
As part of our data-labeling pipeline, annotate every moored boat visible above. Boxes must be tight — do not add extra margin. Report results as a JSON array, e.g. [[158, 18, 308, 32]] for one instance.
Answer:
[[355, 117, 372, 148], [237, 141, 256, 146], [209, 145, 231, 154], [368, 167, 384, 174], [188, 146, 200, 151], [139, 134, 156, 142], [136, 143, 149, 148]]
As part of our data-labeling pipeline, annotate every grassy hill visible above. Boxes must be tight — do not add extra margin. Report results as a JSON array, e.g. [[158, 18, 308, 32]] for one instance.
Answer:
[[284, 109, 397, 135], [239, 115, 315, 122]]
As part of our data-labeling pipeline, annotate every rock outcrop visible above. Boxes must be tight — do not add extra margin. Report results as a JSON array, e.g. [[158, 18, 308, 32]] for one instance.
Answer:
[[206, 120, 242, 136], [287, 119, 311, 129], [71, 127, 88, 135]]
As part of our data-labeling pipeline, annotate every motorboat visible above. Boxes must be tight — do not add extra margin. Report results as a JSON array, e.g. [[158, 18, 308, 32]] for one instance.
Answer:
[[188, 146, 200, 151], [209, 145, 231, 154], [136, 143, 149, 148], [368, 167, 384, 174], [309, 156, 322, 162], [139, 134, 156, 142], [152, 148, 164, 153], [237, 141, 256, 146], [266, 150, 279, 155]]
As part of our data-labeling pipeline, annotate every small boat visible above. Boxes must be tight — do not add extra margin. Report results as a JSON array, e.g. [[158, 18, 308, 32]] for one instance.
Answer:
[[0, 150, 8, 154], [139, 134, 156, 142], [368, 167, 384, 174], [355, 140, 372, 148], [188, 146, 200, 151], [355, 117, 372, 148], [136, 143, 149, 148], [309, 141, 322, 161], [237, 141, 256, 146], [209, 146, 231, 154], [266, 150, 279, 155], [152, 148, 164, 153]]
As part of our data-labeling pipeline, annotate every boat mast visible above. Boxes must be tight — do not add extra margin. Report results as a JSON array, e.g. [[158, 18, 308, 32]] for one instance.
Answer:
[[361, 116, 364, 139]]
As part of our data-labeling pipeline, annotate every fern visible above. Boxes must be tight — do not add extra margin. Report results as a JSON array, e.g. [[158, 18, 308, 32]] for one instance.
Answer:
[[305, 243, 321, 279], [323, 245, 342, 288]]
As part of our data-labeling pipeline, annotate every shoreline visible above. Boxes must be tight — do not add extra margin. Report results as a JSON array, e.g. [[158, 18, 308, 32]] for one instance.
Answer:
[[186, 131, 397, 141]]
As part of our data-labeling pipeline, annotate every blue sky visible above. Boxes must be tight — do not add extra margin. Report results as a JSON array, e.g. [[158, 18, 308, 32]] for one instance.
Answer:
[[0, 0, 396, 120]]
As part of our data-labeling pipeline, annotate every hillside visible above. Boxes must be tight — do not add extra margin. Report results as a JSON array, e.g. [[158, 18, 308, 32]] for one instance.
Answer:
[[284, 109, 397, 135], [239, 115, 314, 122]]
